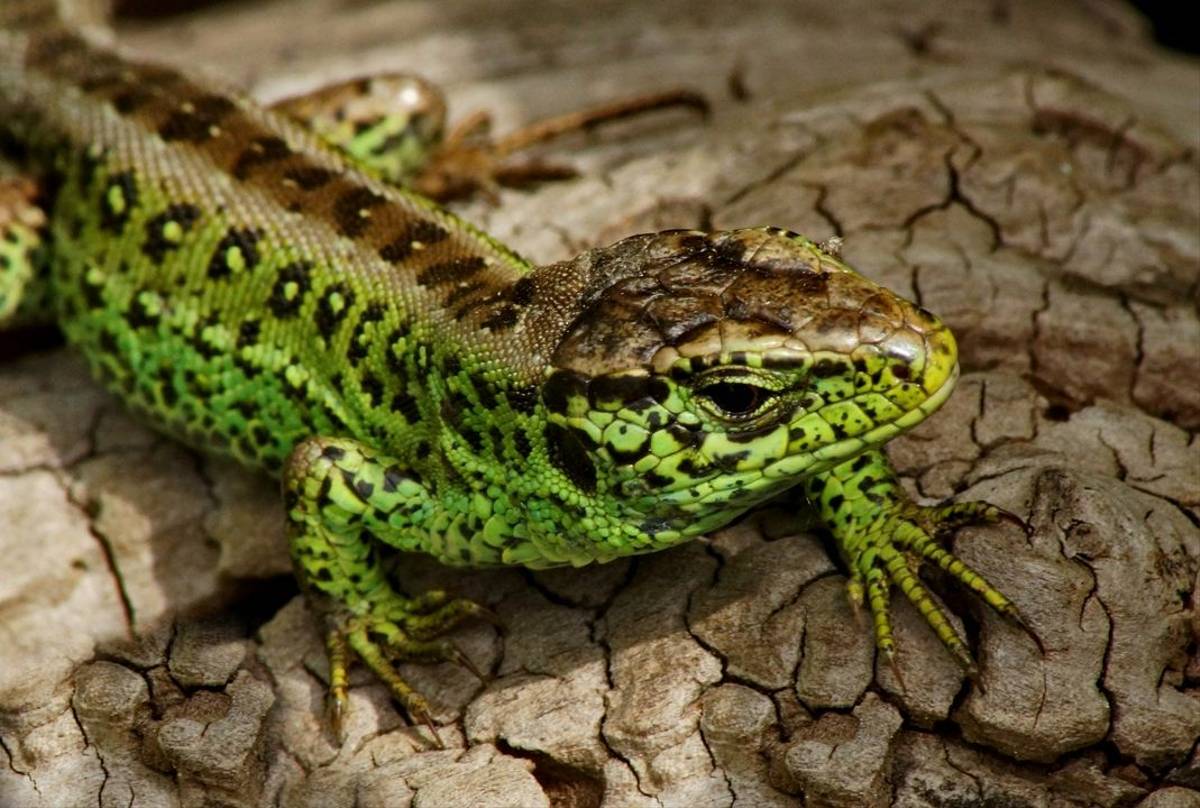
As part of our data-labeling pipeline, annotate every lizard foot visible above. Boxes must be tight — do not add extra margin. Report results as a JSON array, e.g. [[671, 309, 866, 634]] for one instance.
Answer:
[[323, 591, 500, 745], [412, 88, 708, 202], [847, 498, 1032, 684]]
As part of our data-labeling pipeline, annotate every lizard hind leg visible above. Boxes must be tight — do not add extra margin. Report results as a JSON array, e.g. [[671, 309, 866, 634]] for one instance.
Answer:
[[0, 172, 51, 328], [283, 436, 497, 742], [270, 74, 449, 188], [272, 74, 707, 202]]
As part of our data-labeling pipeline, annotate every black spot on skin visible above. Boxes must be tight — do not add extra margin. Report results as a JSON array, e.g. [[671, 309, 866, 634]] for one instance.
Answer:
[[99, 171, 138, 232], [99, 330, 119, 355], [359, 303, 386, 323], [414, 440, 430, 457], [315, 283, 355, 339], [725, 424, 778, 444], [332, 187, 385, 237], [378, 220, 448, 264], [444, 280, 486, 308], [347, 326, 370, 364], [508, 386, 539, 415], [207, 228, 260, 279], [514, 430, 531, 458], [443, 355, 461, 377], [382, 466, 410, 493], [665, 423, 702, 448], [411, 220, 450, 245], [237, 319, 261, 348], [542, 370, 588, 415], [251, 424, 272, 447], [77, 149, 103, 189], [285, 165, 337, 190], [385, 326, 409, 374], [233, 136, 291, 179], [321, 445, 346, 461], [607, 433, 650, 464], [644, 471, 674, 489], [158, 368, 178, 407], [589, 374, 670, 408], [440, 397, 460, 428], [391, 390, 422, 424], [126, 290, 159, 329], [109, 87, 154, 125], [481, 304, 520, 331], [191, 319, 222, 359], [851, 454, 872, 472], [345, 307, 384, 365], [280, 371, 306, 400], [544, 423, 596, 493], [811, 359, 844, 378], [378, 237, 413, 265], [142, 203, 201, 263], [710, 450, 750, 471], [338, 469, 366, 502], [159, 94, 235, 142], [267, 261, 313, 318], [827, 494, 845, 512], [488, 425, 504, 449], [416, 257, 486, 287], [762, 355, 809, 370], [639, 517, 671, 536], [509, 276, 536, 305], [354, 478, 375, 500], [712, 238, 747, 268], [361, 372, 384, 407], [461, 424, 484, 453], [474, 377, 498, 410], [314, 475, 333, 501]]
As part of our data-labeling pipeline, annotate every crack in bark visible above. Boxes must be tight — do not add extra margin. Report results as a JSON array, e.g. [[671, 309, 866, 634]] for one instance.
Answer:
[[596, 617, 656, 802], [808, 182, 843, 238], [695, 717, 736, 806], [64, 481, 138, 635], [720, 150, 808, 209]]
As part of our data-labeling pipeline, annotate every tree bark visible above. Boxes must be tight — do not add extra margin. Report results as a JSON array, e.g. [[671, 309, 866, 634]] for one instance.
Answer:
[[1, 1, 1197, 806]]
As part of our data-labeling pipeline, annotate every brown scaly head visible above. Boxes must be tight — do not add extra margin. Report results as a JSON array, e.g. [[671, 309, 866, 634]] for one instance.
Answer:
[[536, 227, 959, 539]]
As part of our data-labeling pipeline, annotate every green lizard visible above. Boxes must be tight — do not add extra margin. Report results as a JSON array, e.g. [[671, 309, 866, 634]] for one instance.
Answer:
[[1, 1, 1029, 736]]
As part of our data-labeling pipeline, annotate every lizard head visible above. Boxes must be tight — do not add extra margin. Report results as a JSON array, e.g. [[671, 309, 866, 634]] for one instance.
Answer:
[[540, 227, 958, 544]]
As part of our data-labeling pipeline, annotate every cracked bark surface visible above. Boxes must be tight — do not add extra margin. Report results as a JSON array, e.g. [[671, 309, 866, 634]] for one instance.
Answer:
[[2, 1, 1198, 806]]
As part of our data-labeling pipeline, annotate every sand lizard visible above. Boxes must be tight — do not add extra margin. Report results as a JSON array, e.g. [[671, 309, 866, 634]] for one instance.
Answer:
[[0, 0, 1031, 737]]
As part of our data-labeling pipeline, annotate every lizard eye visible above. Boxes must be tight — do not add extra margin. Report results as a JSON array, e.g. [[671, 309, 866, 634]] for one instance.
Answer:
[[697, 382, 772, 418]]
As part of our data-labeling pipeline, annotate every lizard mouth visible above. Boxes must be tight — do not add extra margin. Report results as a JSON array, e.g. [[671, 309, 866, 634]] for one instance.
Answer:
[[760, 360, 960, 481]]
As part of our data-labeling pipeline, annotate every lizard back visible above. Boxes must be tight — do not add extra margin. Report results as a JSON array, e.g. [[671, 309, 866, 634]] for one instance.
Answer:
[[1, 15, 575, 479]]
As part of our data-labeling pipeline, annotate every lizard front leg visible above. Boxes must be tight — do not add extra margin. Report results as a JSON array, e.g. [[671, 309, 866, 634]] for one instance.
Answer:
[[283, 436, 495, 740], [803, 448, 1031, 681]]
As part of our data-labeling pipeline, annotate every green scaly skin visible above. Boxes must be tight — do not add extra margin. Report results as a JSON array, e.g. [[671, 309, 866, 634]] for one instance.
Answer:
[[1, 2, 1028, 735]]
